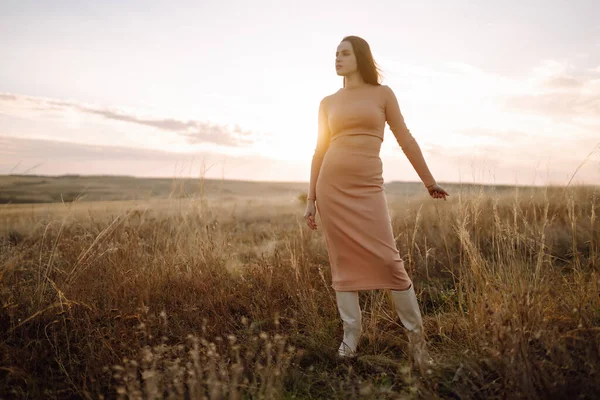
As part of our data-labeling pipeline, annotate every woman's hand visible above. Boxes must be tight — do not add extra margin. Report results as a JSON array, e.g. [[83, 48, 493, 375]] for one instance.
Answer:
[[304, 200, 318, 230], [427, 183, 449, 201]]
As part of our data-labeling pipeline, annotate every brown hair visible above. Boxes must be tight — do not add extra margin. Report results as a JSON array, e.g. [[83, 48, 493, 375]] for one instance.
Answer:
[[340, 35, 384, 87]]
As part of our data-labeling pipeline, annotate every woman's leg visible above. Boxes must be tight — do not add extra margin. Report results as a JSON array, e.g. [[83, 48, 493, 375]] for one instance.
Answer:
[[335, 290, 362, 358], [390, 282, 434, 372]]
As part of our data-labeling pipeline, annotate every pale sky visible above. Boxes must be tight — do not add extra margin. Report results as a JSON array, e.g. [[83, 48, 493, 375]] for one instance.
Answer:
[[1, 0, 599, 186]]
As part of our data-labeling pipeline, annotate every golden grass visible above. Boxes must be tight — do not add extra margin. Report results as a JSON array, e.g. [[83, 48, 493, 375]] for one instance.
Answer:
[[1, 184, 599, 399]]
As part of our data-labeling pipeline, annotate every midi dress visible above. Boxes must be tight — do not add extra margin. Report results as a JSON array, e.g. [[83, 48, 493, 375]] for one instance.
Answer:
[[307, 84, 437, 292]]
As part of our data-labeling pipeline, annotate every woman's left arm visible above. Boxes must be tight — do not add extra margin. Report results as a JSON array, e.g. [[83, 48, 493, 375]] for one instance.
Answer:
[[383, 85, 437, 189]]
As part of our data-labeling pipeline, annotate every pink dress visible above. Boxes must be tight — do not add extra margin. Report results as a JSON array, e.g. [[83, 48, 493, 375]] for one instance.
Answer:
[[307, 84, 436, 291]]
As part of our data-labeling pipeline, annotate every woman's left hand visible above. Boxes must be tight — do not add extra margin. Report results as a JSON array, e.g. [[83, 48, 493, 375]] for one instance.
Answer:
[[427, 183, 449, 201]]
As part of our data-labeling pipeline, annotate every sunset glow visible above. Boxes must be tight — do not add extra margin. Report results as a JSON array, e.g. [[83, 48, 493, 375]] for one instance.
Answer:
[[1, 0, 599, 185]]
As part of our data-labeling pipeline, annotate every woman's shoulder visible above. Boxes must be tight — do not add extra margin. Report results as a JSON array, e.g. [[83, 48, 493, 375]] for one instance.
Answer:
[[377, 84, 393, 94], [376, 84, 398, 103], [319, 91, 338, 108]]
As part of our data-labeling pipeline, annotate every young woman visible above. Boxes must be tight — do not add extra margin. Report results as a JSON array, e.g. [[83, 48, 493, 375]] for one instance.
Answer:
[[304, 35, 449, 372]]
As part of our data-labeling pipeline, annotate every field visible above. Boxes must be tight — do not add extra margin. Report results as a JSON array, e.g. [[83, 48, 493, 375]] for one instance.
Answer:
[[1, 175, 599, 399]]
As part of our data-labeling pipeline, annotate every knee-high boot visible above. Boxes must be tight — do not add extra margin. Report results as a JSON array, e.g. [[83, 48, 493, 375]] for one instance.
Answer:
[[390, 283, 434, 372], [335, 291, 362, 358]]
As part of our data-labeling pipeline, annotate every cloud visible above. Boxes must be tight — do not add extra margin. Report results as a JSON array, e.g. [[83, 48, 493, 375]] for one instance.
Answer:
[[499, 91, 600, 119], [454, 128, 527, 142], [0, 135, 194, 162], [496, 62, 600, 120], [0, 94, 18, 101], [81, 108, 253, 147], [424, 135, 599, 187], [0, 92, 256, 147], [0, 135, 305, 181], [436, 125, 600, 174], [541, 76, 584, 90]]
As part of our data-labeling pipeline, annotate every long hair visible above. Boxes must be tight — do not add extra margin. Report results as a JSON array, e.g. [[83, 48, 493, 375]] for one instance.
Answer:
[[341, 35, 384, 88]]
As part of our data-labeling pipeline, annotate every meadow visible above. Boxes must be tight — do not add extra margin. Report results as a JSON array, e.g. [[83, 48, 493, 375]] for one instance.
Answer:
[[0, 175, 598, 399]]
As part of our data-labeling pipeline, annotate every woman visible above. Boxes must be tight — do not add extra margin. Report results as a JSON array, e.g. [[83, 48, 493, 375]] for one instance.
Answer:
[[303, 36, 449, 372]]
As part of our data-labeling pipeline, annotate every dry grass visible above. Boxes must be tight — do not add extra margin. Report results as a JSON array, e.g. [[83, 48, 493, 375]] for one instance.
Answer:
[[0, 183, 599, 399]]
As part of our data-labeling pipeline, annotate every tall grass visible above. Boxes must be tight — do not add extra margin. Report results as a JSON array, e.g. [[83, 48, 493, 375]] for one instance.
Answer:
[[1, 184, 598, 399]]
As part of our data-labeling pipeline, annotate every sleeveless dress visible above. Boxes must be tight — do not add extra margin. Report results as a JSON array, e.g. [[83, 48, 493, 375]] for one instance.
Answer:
[[307, 84, 436, 291]]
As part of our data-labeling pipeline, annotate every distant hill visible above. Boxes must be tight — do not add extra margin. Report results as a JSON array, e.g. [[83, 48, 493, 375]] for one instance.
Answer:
[[0, 174, 311, 204], [0, 174, 557, 204]]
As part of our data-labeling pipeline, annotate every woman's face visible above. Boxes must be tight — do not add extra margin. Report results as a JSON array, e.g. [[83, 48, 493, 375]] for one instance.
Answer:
[[335, 41, 357, 76]]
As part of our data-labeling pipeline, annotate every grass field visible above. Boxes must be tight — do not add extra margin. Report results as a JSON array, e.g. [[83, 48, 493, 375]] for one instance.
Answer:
[[1, 176, 599, 398]]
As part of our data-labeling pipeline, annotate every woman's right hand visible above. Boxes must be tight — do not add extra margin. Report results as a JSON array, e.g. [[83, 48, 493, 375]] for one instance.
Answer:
[[304, 200, 318, 230]]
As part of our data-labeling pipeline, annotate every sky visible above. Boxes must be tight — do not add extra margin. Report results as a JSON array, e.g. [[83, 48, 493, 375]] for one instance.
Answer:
[[1, 0, 599, 186]]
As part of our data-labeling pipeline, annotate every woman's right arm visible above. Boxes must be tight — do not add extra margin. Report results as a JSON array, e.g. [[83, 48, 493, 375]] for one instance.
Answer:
[[307, 97, 332, 201]]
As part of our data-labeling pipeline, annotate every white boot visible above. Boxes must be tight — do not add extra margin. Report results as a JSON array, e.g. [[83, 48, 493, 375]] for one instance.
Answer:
[[390, 283, 434, 373], [335, 291, 362, 358]]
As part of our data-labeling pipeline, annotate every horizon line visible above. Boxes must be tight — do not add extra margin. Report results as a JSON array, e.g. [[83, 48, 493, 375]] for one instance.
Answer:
[[2, 173, 595, 189]]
